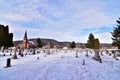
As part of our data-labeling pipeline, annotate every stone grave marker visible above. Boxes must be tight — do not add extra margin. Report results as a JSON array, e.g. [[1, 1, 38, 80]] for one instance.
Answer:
[[5, 58, 11, 68]]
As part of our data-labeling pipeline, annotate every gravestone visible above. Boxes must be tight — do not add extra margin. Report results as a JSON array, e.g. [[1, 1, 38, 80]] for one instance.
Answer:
[[116, 58, 119, 60], [20, 51, 24, 57], [76, 51, 78, 58], [105, 50, 109, 54], [47, 50, 50, 55], [99, 58, 102, 63], [3, 54, 5, 56], [93, 49, 101, 61], [85, 50, 89, 57], [18, 49, 21, 55], [82, 60, 85, 65], [43, 50, 45, 53], [32, 49, 36, 55], [100, 51, 103, 56], [112, 50, 117, 58], [25, 52, 27, 55], [20, 49, 24, 57], [5, 58, 11, 68], [10, 53, 12, 56], [113, 53, 117, 58], [1, 46, 4, 53], [37, 51, 40, 53], [37, 57, 39, 60], [12, 48, 17, 59]]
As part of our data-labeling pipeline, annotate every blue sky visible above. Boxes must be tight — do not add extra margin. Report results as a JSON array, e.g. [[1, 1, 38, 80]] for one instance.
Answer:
[[0, 0, 120, 43]]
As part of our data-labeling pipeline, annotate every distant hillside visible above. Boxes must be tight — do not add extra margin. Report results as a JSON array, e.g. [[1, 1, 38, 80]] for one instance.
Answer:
[[14, 38, 60, 48], [13, 38, 112, 48]]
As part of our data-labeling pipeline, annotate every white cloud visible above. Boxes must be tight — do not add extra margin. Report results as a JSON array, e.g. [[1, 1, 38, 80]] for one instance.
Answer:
[[9, 24, 112, 43], [94, 32, 112, 43], [0, 0, 119, 43], [4, 13, 30, 22]]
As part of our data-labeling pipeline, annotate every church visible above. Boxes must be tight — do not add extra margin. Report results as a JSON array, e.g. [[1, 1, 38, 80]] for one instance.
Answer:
[[20, 31, 35, 49], [20, 30, 30, 49]]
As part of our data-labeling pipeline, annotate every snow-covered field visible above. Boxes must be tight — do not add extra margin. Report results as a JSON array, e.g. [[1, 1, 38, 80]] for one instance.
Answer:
[[0, 49, 120, 80]]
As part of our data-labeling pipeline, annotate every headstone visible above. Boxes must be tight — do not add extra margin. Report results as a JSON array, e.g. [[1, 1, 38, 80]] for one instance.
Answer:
[[3, 54, 5, 56], [112, 50, 115, 54], [25, 52, 27, 55], [37, 57, 39, 60], [93, 49, 101, 61], [32, 49, 36, 55], [1, 46, 4, 53], [10, 53, 12, 56], [37, 51, 40, 53], [85, 50, 89, 57], [20, 52, 24, 57], [19, 49, 24, 57], [82, 60, 85, 65], [12, 48, 17, 59], [100, 51, 103, 56], [43, 50, 45, 53], [65, 50, 67, 53], [5, 58, 11, 68], [18, 49, 21, 55], [116, 58, 119, 60], [99, 59, 102, 63], [76, 52, 78, 58], [106, 50, 109, 54], [113, 52, 117, 58], [10, 49, 12, 53], [47, 50, 50, 55], [109, 53, 112, 56]]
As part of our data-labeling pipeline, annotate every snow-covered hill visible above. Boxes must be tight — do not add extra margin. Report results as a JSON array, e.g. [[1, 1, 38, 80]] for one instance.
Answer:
[[0, 49, 120, 80]]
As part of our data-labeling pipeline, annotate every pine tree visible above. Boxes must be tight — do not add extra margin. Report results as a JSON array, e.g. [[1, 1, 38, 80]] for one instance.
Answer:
[[85, 33, 100, 49], [8, 33, 13, 47], [94, 38, 100, 49], [0, 24, 13, 47], [70, 41, 76, 49], [85, 33, 95, 49], [111, 18, 120, 49]]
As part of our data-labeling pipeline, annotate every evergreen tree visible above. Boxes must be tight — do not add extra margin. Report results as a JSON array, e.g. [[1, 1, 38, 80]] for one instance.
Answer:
[[36, 38, 42, 48], [8, 33, 13, 46], [70, 41, 76, 48], [0, 24, 13, 47], [85, 33, 95, 49], [85, 33, 100, 49], [94, 38, 100, 49], [111, 18, 120, 49]]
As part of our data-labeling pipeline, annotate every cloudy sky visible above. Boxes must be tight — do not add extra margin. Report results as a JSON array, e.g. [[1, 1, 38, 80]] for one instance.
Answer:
[[0, 0, 120, 43]]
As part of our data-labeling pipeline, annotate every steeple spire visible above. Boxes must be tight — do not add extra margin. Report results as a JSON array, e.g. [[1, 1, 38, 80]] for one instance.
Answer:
[[24, 30, 27, 39]]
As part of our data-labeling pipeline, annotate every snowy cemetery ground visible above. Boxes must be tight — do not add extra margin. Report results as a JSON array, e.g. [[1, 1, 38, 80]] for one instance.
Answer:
[[0, 48, 120, 80]]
